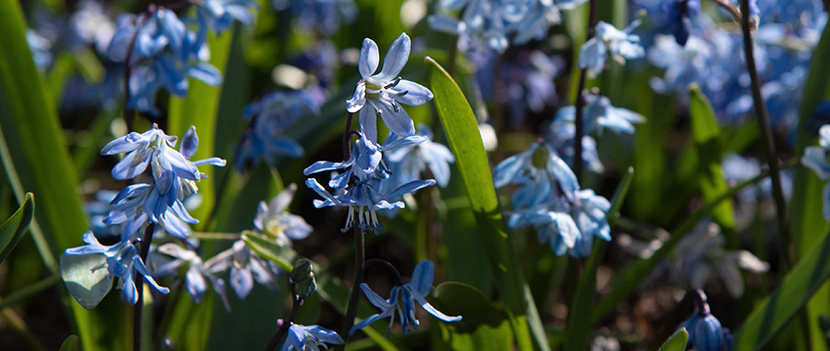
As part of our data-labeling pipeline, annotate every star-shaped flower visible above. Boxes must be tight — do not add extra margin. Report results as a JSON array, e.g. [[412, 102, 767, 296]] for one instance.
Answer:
[[346, 33, 433, 143]]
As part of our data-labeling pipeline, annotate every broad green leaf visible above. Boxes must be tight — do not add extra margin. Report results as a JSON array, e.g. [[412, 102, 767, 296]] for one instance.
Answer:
[[689, 85, 735, 243], [168, 29, 234, 226], [426, 56, 548, 351], [60, 253, 113, 310], [429, 282, 513, 350], [657, 328, 689, 351], [46, 52, 76, 107], [734, 227, 830, 349], [59, 335, 80, 351], [790, 19, 830, 351], [0, 2, 116, 350], [565, 168, 633, 351], [0, 192, 34, 264]]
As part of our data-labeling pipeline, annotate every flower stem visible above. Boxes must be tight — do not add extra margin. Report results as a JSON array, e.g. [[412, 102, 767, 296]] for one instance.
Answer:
[[134, 223, 155, 351], [738, 0, 791, 268], [337, 226, 365, 350], [573, 0, 598, 183], [264, 295, 301, 351], [0, 274, 60, 312]]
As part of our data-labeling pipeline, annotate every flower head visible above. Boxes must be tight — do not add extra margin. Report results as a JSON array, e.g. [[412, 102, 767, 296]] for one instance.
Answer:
[[281, 323, 344, 351], [350, 260, 461, 337], [254, 184, 313, 246], [65, 231, 169, 304], [680, 290, 734, 351], [346, 33, 433, 143], [578, 20, 645, 78], [493, 141, 579, 208], [554, 92, 645, 136], [385, 124, 455, 188]]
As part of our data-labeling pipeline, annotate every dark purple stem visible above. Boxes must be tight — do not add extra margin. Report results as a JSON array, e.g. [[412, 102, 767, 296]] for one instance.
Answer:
[[133, 223, 155, 351]]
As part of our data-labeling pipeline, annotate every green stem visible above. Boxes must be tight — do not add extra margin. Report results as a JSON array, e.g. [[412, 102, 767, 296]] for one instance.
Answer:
[[134, 223, 155, 351], [337, 226, 365, 350], [0, 274, 60, 311], [738, 0, 791, 268]]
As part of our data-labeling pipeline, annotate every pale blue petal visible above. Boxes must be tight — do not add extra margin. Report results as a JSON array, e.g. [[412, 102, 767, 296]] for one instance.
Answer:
[[359, 38, 380, 79], [376, 33, 411, 81], [188, 63, 222, 86], [409, 260, 434, 297], [359, 105, 379, 143], [392, 80, 433, 106], [180, 126, 199, 159], [413, 294, 462, 322]]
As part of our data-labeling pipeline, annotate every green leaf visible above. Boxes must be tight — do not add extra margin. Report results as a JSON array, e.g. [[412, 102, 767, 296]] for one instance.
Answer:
[[0, 2, 117, 350], [59, 253, 113, 310], [429, 282, 513, 350], [688, 85, 735, 242], [564, 168, 633, 351], [734, 227, 830, 349], [426, 56, 548, 351], [168, 29, 234, 225], [790, 19, 830, 351], [657, 328, 689, 351], [59, 335, 80, 351], [0, 192, 34, 264]]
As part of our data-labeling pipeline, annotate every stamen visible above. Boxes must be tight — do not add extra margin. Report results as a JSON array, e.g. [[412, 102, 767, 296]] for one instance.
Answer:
[[395, 90, 409, 97], [384, 77, 402, 89]]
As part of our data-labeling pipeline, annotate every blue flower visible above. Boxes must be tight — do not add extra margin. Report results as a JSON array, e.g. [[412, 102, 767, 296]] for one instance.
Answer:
[[65, 231, 169, 305], [493, 142, 579, 209], [350, 260, 461, 337], [385, 124, 455, 188], [26, 30, 53, 70], [254, 184, 313, 246], [100, 125, 225, 238], [204, 240, 282, 300], [106, 8, 224, 115], [195, 0, 259, 35], [681, 291, 734, 351], [554, 92, 645, 136], [545, 120, 604, 173], [665, 0, 701, 45], [578, 20, 645, 78], [235, 90, 319, 171], [280, 323, 344, 351], [272, 0, 358, 35], [346, 33, 433, 143], [153, 243, 232, 310]]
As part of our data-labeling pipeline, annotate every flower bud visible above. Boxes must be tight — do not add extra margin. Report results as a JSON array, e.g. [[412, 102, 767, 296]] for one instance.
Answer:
[[290, 259, 317, 299]]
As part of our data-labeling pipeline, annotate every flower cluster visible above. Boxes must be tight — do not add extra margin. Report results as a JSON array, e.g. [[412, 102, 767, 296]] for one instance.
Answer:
[[642, 0, 824, 130], [271, 0, 358, 35], [350, 260, 461, 336], [152, 185, 313, 310], [235, 90, 321, 171], [495, 142, 612, 258], [304, 32, 443, 234], [618, 220, 769, 297], [66, 125, 226, 304], [428, 0, 587, 52], [106, 1, 258, 114]]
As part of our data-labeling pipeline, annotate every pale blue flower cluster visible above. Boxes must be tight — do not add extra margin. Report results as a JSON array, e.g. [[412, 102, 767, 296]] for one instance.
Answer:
[[548, 91, 644, 173], [106, 2, 257, 115], [802, 125, 830, 220], [65, 125, 225, 304], [428, 0, 586, 52], [349, 260, 461, 337], [578, 20, 645, 78], [235, 90, 320, 171], [643, 0, 825, 129], [272, 0, 358, 35], [305, 33, 440, 234], [153, 185, 312, 309], [494, 142, 611, 257]]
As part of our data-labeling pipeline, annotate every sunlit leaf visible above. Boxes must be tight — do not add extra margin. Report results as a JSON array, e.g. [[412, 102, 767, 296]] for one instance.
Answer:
[[60, 253, 113, 310], [0, 192, 34, 264]]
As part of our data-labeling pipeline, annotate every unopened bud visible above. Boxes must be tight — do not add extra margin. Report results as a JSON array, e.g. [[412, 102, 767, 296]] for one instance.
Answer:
[[290, 259, 317, 299]]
